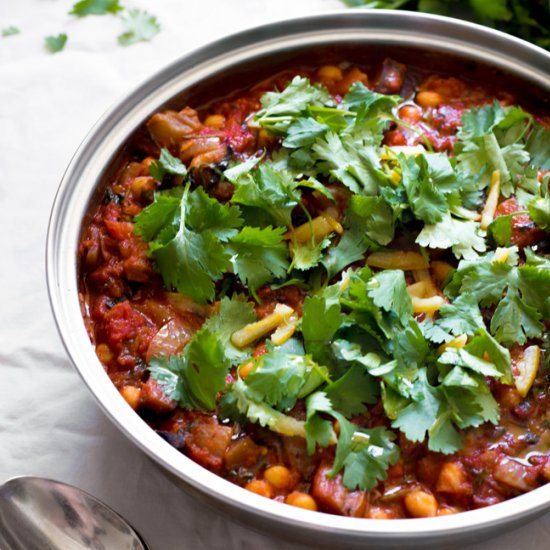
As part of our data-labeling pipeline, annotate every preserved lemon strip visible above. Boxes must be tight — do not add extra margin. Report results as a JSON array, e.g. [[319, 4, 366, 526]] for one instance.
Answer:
[[231, 304, 294, 348], [411, 295, 445, 314], [367, 250, 429, 270], [480, 170, 501, 230], [288, 213, 343, 244], [492, 247, 511, 263], [271, 313, 299, 346], [413, 269, 438, 296], [407, 281, 428, 298], [438, 334, 468, 353], [431, 260, 453, 283], [514, 345, 541, 397]]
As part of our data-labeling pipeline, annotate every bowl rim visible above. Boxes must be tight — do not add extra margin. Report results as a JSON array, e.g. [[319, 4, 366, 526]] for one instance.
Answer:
[[46, 9, 550, 545]]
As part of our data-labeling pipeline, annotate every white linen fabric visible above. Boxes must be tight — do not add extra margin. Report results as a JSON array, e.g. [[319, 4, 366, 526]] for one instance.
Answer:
[[1, 1, 549, 548]]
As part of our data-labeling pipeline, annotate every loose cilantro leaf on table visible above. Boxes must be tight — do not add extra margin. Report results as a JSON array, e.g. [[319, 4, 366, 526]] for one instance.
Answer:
[[45, 34, 68, 54], [2, 26, 20, 37], [70, 0, 123, 16], [118, 9, 160, 47]]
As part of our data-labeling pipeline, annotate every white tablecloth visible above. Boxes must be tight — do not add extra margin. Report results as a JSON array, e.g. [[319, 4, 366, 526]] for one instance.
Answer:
[[1, 1, 549, 548]]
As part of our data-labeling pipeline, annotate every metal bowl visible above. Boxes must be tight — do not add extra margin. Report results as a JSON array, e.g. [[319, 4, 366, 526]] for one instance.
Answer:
[[47, 10, 550, 548]]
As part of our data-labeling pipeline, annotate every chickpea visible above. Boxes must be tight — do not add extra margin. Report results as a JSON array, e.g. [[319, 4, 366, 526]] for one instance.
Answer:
[[245, 480, 274, 499], [437, 506, 460, 516], [399, 105, 422, 122], [285, 491, 318, 511], [264, 465, 292, 490], [96, 343, 114, 365], [367, 507, 392, 519], [416, 91, 443, 108], [204, 114, 226, 129], [120, 385, 141, 410], [404, 490, 438, 518], [318, 65, 343, 81], [437, 463, 467, 494]]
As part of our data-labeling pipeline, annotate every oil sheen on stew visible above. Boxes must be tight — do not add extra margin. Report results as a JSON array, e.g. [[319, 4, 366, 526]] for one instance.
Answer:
[[79, 59, 550, 519]]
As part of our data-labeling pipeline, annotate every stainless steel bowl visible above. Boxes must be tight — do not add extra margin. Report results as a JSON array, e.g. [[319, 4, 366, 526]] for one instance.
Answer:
[[47, 10, 550, 548]]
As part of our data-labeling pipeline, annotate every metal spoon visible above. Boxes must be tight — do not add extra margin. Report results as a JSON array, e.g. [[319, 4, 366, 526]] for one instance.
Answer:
[[0, 476, 149, 550]]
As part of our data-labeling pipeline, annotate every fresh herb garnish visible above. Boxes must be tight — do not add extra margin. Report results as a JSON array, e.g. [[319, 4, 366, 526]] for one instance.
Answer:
[[117, 9, 161, 46], [70, 0, 123, 17], [45, 33, 68, 54], [2, 26, 20, 37]]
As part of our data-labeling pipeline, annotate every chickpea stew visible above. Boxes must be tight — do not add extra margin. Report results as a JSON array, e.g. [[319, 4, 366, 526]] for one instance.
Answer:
[[79, 59, 550, 519]]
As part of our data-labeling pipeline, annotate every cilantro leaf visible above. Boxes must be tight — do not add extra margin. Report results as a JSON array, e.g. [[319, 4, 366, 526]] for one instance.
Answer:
[[437, 294, 485, 336], [348, 194, 394, 245], [284, 118, 329, 148], [330, 412, 399, 491], [246, 349, 329, 411], [304, 392, 336, 453], [302, 285, 342, 344], [2, 26, 20, 37], [229, 226, 289, 292], [416, 212, 486, 259], [466, 329, 513, 384], [148, 355, 185, 404], [202, 295, 256, 365], [231, 164, 300, 227], [186, 187, 242, 241], [439, 348, 503, 378], [135, 184, 242, 303], [526, 125, 550, 170], [367, 270, 412, 325], [70, 0, 122, 16], [321, 207, 375, 279], [399, 154, 450, 224], [149, 326, 230, 411], [491, 292, 544, 346], [255, 76, 332, 133], [528, 197, 550, 230], [342, 82, 400, 123], [45, 33, 67, 54], [149, 148, 187, 181], [325, 364, 378, 417], [391, 369, 441, 443], [289, 237, 331, 271], [118, 9, 160, 47], [312, 132, 383, 195]]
